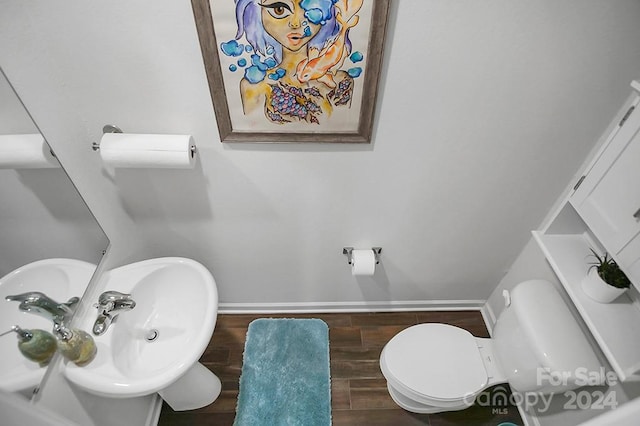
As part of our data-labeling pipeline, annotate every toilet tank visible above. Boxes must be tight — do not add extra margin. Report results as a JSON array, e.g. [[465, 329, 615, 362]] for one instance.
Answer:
[[492, 280, 602, 393]]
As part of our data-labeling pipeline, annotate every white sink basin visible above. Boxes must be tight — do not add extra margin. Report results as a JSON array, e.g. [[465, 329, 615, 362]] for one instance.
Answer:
[[64, 257, 219, 406], [0, 258, 96, 393]]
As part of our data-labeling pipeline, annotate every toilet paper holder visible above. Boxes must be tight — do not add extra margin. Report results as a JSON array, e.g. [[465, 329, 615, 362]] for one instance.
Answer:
[[91, 124, 197, 158], [92, 124, 123, 151], [343, 247, 382, 265]]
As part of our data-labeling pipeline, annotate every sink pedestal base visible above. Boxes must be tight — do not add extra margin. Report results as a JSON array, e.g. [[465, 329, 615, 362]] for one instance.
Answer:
[[158, 362, 222, 411]]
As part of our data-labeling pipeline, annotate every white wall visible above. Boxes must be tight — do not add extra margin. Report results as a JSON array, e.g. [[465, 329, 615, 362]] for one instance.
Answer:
[[1, 0, 640, 307]]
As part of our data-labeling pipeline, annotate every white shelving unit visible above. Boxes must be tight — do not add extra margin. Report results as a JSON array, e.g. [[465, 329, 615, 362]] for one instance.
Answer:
[[533, 230, 640, 382], [532, 80, 640, 383]]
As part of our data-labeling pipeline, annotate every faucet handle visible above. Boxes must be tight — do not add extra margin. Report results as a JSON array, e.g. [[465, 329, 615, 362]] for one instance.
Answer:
[[97, 291, 132, 305], [96, 291, 135, 313], [6, 292, 76, 326], [6, 291, 48, 303]]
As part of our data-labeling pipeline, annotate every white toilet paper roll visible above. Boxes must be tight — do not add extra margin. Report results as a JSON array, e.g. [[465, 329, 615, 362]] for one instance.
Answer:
[[351, 249, 376, 276], [0, 134, 59, 169], [99, 133, 196, 169]]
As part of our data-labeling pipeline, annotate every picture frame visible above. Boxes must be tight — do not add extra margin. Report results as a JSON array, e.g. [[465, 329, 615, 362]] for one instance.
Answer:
[[191, 0, 390, 143]]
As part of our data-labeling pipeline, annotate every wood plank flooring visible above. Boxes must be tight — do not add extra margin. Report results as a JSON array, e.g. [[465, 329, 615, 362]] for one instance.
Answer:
[[158, 311, 523, 426]]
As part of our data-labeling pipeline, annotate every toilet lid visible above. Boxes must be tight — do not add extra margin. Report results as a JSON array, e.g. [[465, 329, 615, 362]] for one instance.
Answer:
[[381, 323, 488, 402]]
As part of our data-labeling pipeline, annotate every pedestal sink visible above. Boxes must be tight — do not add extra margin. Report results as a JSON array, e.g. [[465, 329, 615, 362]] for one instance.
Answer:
[[0, 258, 96, 394], [64, 257, 221, 410]]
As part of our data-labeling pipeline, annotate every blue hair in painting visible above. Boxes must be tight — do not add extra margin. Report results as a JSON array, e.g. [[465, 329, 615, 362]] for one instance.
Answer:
[[223, 0, 344, 84], [235, 0, 283, 63]]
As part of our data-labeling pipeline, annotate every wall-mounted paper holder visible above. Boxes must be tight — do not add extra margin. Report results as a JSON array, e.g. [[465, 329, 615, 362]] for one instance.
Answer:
[[343, 247, 382, 265], [92, 124, 122, 151], [91, 124, 197, 158]]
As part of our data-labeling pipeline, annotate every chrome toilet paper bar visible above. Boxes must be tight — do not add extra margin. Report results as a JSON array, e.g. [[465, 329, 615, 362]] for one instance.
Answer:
[[343, 247, 382, 265]]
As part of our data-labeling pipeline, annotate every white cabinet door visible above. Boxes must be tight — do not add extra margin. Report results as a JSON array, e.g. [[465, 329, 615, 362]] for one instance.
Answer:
[[570, 99, 640, 254], [618, 234, 640, 286]]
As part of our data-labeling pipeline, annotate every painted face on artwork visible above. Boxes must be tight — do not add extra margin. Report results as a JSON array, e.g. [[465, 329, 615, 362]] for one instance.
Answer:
[[260, 0, 322, 52]]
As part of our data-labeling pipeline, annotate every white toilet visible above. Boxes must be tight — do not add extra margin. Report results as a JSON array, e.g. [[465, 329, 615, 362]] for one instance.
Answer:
[[380, 279, 602, 413]]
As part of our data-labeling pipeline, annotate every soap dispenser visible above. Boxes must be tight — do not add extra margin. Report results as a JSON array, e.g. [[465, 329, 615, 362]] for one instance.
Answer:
[[1, 325, 57, 367], [54, 325, 97, 366]]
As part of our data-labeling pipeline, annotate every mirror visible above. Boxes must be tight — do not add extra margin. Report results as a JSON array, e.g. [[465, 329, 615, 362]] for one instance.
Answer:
[[0, 67, 109, 397]]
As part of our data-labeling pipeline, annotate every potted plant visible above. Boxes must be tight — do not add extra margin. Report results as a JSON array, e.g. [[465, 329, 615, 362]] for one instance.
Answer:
[[581, 249, 631, 303]]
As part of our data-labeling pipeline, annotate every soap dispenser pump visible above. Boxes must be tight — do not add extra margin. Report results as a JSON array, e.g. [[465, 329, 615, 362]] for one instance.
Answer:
[[54, 325, 97, 367], [1, 325, 57, 367]]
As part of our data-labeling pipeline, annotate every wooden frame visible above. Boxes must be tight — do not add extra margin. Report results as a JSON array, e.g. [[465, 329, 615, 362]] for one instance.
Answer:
[[192, 0, 390, 143]]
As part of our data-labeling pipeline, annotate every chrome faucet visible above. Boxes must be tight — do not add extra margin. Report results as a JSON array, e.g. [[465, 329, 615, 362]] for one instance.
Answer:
[[92, 291, 136, 336], [6, 292, 79, 328]]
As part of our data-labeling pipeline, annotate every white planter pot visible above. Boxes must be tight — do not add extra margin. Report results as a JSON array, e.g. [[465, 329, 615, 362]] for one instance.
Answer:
[[581, 268, 627, 303]]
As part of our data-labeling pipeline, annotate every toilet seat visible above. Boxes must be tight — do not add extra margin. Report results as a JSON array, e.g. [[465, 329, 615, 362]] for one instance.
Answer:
[[380, 323, 490, 407], [386, 383, 472, 414]]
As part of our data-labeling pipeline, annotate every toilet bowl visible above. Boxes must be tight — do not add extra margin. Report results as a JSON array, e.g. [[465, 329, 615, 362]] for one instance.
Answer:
[[380, 280, 603, 414], [380, 323, 505, 413]]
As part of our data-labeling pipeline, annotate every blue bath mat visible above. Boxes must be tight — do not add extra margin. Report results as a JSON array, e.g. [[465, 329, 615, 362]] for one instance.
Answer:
[[235, 318, 331, 426]]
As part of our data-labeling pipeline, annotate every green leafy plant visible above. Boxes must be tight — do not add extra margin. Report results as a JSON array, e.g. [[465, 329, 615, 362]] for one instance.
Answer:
[[588, 249, 631, 289]]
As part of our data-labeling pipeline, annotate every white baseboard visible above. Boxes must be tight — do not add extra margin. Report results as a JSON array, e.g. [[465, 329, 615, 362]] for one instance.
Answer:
[[218, 300, 486, 314]]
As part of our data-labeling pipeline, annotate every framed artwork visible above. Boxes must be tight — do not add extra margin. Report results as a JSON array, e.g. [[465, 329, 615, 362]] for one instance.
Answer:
[[192, 0, 390, 143]]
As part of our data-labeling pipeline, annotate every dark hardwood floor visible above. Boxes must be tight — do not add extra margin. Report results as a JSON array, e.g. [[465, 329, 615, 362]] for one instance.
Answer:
[[158, 311, 523, 425]]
